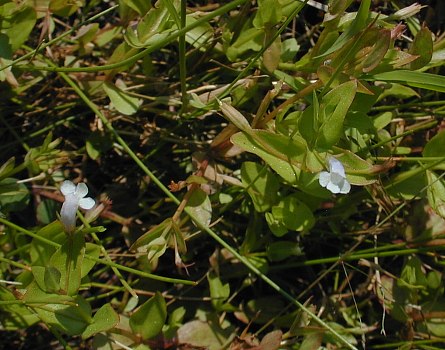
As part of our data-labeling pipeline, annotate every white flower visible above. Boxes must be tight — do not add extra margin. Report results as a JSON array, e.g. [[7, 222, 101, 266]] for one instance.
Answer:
[[319, 157, 351, 194], [60, 180, 95, 232]]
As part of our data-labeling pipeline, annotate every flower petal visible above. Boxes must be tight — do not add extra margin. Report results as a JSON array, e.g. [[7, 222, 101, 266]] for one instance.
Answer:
[[319, 171, 331, 187], [327, 181, 341, 194], [60, 180, 76, 196], [79, 197, 95, 210], [75, 183, 89, 198], [328, 157, 346, 177], [339, 179, 351, 194], [60, 193, 78, 233]]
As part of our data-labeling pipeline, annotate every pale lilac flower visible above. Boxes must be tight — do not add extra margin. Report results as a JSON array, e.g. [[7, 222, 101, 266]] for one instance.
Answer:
[[319, 157, 351, 194], [60, 180, 95, 232]]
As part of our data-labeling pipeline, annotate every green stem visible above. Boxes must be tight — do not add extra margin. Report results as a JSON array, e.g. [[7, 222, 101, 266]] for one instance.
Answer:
[[361, 120, 437, 153], [18, 0, 249, 73], [271, 245, 445, 270], [50, 42, 358, 350], [0, 217, 194, 285], [78, 212, 138, 299], [0, 256, 29, 271], [179, 0, 188, 113]]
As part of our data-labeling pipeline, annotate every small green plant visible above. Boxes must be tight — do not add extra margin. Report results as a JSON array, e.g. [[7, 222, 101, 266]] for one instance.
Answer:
[[1, 0, 445, 349]]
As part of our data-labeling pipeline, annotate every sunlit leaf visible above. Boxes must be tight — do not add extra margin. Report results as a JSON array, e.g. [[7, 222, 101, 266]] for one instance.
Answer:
[[24, 281, 91, 336], [241, 161, 279, 212], [103, 82, 141, 115], [426, 171, 445, 219], [82, 303, 119, 339], [49, 232, 85, 296], [185, 188, 212, 227], [129, 292, 167, 340], [423, 130, 445, 157], [369, 70, 445, 93], [253, 0, 282, 28], [409, 26, 433, 70], [208, 272, 235, 312]]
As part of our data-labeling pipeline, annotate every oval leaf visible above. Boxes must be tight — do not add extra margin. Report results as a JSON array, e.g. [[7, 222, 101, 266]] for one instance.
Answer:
[[129, 292, 167, 340], [103, 82, 141, 115], [185, 188, 212, 227]]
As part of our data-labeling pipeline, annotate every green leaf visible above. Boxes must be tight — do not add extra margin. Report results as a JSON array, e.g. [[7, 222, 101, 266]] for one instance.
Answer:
[[386, 167, 427, 200], [94, 26, 122, 47], [265, 211, 288, 237], [82, 303, 120, 339], [0, 157, 15, 180], [164, 306, 186, 339], [36, 199, 58, 224], [219, 101, 252, 132], [426, 171, 445, 219], [121, 0, 151, 15], [105, 42, 139, 78], [207, 272, 235, 312], [103, 82, 141, 115], [185, 15, 216, 50], [232, 131, 329, 196], [232, 130, 308, 169], [145, 236, 167, 268], [49, 232, 85, 295], [399, 256, 428, 289], [44, 266, 62, 292], [246, 297, 285, 324], [0, 286, 39, 330], [177, 319, 235, 349], [82, 243, 101, 278], [32, 266, 61, 293], [423, 130, 445, 157], [267, 241, 302, 262], [86, 131, 114, 160], [315, 0, 371, 58], [299, 332, 323, 350], [369, 70, 445, 93], [226, 27, 263, 61], [253, 0, 282, 28], [130, 218, 172, 251], [263, 29, 281, 72], [49, 0, 82, 17], [269, 194, 315, 234], [185, 188, 212, 227], [2, 5, 36, 51], [334, 150, 376, 185], [0, 178, 29, 212], [241, 161, 279, 212], [30, 221, 65, 266], [281, 38, 299, 62], [124, 0, 176, 48], [129, 292, 167, 340], [409, 26, 433, 70], [421, 300, 445, 337], [299, 91, 319, 148], [24, 281, 91, 336], [300, 81, 358, 150], [362, 29, 391, 73]]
